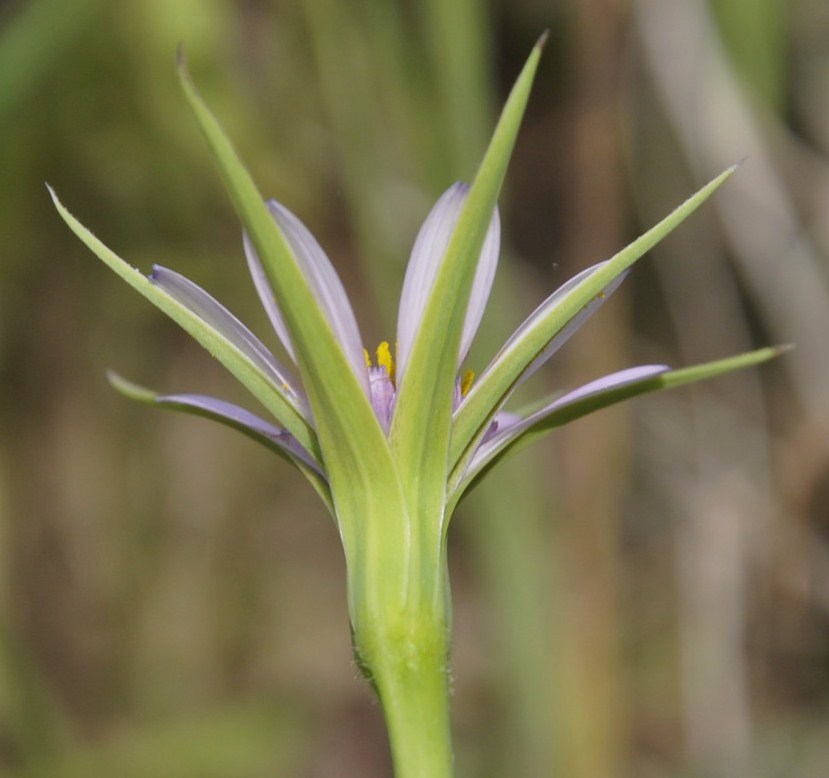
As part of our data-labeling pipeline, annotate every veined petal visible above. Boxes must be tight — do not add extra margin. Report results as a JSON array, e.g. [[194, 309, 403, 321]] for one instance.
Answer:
[[495, 364, 671, 449], [149, 266, 308, 415], [244, 200, 369, 395], [396, 183, 466, 383], [396, 183, 501, 384], [447, 261, 627, 482]]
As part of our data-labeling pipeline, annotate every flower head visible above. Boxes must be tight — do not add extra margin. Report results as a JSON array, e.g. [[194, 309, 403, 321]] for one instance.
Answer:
[[49, 38, 781, 633]]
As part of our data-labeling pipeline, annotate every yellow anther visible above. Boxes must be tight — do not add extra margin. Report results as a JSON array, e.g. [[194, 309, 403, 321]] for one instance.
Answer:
[[461, 369, 475, 397], [376, 341, 395, 382], [363, 348, 372, 367]]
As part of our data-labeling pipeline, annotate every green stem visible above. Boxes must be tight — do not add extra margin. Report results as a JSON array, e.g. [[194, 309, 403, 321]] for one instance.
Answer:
[[350, 555, 454, 777], [373, 628, 454, 777], [362, 613, 454, 778]]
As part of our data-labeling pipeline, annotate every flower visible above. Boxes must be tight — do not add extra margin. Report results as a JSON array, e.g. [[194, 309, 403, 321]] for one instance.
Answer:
[[57, 168, 778, 513], [105, 182, 642, 499], [47, 39, 780, 520], [49, 38, 783, 775]]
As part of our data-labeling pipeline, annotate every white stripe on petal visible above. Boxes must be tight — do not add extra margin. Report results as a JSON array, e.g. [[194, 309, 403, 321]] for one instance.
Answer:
[[396, 183, 501, 384]]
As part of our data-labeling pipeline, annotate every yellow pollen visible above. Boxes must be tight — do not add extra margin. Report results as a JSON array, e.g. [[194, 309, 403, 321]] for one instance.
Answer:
[[376, 341, 395, 382], [363, 348, 372, 367], [461, 369, 475, 397]]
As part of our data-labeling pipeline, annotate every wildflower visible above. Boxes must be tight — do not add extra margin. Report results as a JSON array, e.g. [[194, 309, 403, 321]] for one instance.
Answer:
[[49, 37, 781, 778]]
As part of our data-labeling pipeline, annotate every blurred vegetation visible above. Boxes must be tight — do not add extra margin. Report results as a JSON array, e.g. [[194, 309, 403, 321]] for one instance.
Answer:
[[0, 0, 828, 775]]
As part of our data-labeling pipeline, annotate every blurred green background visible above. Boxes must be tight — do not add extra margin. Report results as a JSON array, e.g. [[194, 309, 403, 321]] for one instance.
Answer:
[[1, 0, 828, 775]]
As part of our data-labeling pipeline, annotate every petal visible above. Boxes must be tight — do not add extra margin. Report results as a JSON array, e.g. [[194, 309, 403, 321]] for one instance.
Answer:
[[448, 261, 629, 472], [106, 372, 329, 507], [486, 260, 629, 389], [49, 187, 316, 453], [396, 183, 501, 383], [460, 206, 501, 365], [149, 266, 308, 414], [244, 200, 369, 394], [243, 227, 296, 363], [464, 365, 671, 481], [368, 367, 395, 434], [449, 345, 785, 510], [156, 392, 324, 474]]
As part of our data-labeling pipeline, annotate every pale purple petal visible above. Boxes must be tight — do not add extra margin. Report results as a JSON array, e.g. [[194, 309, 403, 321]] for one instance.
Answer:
[[149, 266, 306, 410], [459, 207, 500, 365], [244, 200, 369, 394], [537, 365, 670, 411], [243, 230, 296, 363], [396, 183, 501, 383], [486, 260, 629, 391], [485, 410, 521, 441], [156, 392, 324, 475], [467, 365, 670, 475], [368, 367, 395, 434]]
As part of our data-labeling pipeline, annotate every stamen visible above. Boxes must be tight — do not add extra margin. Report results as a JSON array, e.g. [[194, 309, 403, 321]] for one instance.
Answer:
[[376, 341, 395, 383], [461, 369, 475, 397], [363, 348, 372, 367]]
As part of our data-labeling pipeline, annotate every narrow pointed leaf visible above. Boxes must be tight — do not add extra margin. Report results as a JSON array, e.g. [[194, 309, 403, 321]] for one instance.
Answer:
[[389, 37, 544, 533], [177, 57, 412, 615], [449, 346, 785, 506], [49, 186, 317, 457], [108, 371, 333, 511], [449, 165, 739, 472]]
